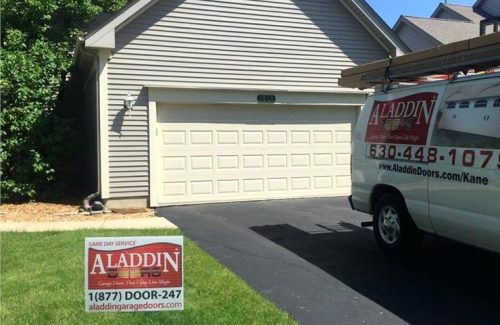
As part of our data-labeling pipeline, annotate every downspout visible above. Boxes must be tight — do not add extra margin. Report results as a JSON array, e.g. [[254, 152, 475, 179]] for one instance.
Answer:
[[89, 49, 103, 212], [90, 48, 102, 199]]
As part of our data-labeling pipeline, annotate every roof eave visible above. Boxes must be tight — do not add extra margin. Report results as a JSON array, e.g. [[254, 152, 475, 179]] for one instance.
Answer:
[[339, 0, 410, 56], [431, 3, 471, 21], [85, 30, 115, 49], [431, 4, 446, 19], [82, 0, 410, 55], [393, 15, 406, 31], [473, 0, 494, 19], [84, 0, 159, 49], [395, 17, 444, 47]]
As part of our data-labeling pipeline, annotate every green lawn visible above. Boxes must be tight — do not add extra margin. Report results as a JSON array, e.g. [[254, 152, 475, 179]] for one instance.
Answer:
[[0, 229, 297, 325]]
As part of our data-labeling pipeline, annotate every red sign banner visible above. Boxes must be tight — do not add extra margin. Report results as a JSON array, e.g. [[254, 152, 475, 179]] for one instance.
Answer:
[[365, 92, 438, 145]]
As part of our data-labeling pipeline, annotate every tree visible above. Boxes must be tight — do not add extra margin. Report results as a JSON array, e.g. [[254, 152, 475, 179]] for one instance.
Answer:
[[0, 0, 128, 202]]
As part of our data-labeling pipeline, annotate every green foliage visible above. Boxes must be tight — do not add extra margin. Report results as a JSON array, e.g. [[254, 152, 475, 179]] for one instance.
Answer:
[[0, 0, 128, 202]]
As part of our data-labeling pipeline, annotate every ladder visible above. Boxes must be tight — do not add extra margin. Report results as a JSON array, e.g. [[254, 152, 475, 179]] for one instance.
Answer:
[[339, 32, 500, 89]]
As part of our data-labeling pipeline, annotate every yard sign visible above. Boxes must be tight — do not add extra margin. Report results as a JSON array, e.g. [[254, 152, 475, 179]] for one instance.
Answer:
[[84, 236, 183, 312]]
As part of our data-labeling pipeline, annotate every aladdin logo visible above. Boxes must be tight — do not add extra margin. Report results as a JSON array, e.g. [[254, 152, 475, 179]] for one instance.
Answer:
[[88, 243, 182, 289], [90, 251, 180, 278], [365, 92, 438, 145]]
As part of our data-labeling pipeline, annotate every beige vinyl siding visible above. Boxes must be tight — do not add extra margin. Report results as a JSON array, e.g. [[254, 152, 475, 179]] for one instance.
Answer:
[[106, 0, 387, 198], [396, 24, 438, 52]]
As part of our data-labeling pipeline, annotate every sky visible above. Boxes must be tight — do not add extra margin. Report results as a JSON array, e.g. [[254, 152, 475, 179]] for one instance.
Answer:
[[365, 0, 478, 27]]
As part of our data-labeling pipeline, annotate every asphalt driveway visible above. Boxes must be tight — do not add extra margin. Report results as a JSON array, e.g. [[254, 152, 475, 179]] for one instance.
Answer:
[[157, 197, 500, 325]]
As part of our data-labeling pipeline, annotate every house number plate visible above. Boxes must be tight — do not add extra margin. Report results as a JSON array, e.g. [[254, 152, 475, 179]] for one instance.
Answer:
[[257, 95, 276, 103]]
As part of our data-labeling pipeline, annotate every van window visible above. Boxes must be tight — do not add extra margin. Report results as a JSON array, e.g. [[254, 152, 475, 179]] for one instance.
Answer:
[[431, 95, 499, 149], [474, 99, 488, 108], [459, 101, 470, 108]]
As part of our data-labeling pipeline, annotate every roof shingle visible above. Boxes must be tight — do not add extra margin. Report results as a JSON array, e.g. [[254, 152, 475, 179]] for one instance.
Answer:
[[441, 4, 486, 22], [404, 16, 479, 44]]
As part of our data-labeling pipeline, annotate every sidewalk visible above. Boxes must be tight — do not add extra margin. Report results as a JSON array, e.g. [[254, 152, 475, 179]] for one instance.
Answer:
[[0, 217, 177, 232]]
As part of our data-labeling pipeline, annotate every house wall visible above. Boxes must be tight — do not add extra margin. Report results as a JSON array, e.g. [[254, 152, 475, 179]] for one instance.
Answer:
[[82, 63, 99, 194], [105, 0, 388, 200], [396, 24, 438, 52]]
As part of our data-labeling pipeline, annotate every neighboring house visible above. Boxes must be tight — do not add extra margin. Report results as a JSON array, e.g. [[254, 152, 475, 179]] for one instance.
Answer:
[[394, 1, 500, 52], [74, 0, 407, 208]]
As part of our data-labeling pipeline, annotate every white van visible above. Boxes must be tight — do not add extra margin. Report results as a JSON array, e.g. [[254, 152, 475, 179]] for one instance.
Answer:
[[349, 72, 500, 255]]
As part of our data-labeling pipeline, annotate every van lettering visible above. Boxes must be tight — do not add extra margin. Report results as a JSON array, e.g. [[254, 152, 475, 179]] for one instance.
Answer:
[[368, 103, 381, 125]]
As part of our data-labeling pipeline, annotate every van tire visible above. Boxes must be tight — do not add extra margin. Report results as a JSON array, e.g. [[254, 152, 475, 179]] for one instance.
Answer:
[[373, 193, 422, 256]]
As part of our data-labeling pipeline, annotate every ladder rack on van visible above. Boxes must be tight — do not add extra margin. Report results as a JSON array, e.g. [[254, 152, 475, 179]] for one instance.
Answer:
[[339, 32, 500, 90]]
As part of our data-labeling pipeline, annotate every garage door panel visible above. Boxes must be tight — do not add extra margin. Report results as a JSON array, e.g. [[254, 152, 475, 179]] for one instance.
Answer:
[[333, 143, 352, 154], [314, 176, 333, 189], [190, 156, 213, 170], [163, 156, 187, 171], [313, 131, 333, 144], [267, 131, 287, 144], [162, 131, 186, 145], [290, 154, 310, 167], [242, 155, 264, 168], [336, 176, 352, 188], [335, 130, 352, 143], [217, 131, 239, 144], [190, 131, 213, 145], [268, 178, 288, 191], [163, 181, 186, 197], [156, 104, 355, 205], [335, 153, 351, 165], [218, 179, 239, 193], [313, 153, 333, 167], [190, 181, 214, 195]]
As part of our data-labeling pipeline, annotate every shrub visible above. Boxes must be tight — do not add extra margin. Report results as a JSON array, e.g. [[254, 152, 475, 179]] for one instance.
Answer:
[[0, 0, 127, 202]]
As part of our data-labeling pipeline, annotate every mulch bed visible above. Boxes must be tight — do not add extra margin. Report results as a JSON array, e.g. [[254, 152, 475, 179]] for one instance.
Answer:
[[0, 202, 155, 222]]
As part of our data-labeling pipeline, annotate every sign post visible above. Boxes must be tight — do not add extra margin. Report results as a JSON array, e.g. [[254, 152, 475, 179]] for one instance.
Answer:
[[84, 236, 183, 312]]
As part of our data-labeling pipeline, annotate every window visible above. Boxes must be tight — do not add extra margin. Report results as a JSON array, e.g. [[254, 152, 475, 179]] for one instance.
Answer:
[[474, 99, 488, 108], [494, 98, 500, 107], [446, 102, 456, 109], [459, 101, 470, 108]]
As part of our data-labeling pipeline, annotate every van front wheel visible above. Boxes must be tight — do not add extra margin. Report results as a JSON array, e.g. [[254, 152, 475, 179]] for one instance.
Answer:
[[373, 193, 422, 256]]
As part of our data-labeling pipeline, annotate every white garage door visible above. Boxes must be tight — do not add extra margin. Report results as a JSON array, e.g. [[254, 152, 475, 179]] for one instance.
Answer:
[[156, 104, 355, 206]]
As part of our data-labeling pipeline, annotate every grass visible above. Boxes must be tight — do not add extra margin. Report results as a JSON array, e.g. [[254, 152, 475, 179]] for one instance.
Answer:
[[0, 229, 297, 325]]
